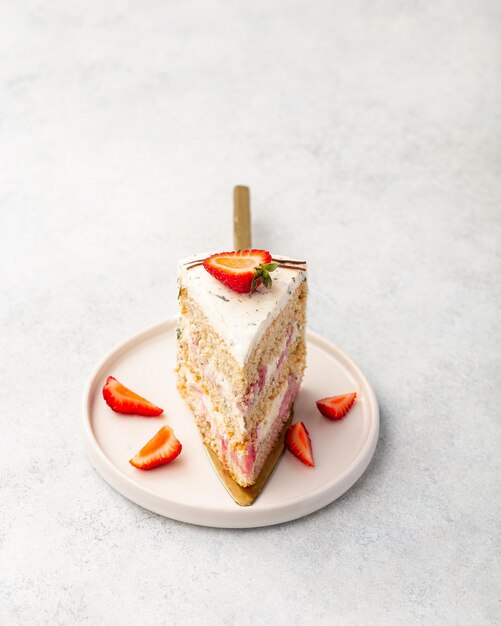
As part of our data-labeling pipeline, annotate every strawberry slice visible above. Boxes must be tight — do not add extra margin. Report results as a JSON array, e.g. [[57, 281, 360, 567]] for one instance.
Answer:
[[316, 392, 357, 421], [285, 421, 314, 467], [203, 249, 278, 294], [102, 376, 163, 417], [129, 425, 182, 470]]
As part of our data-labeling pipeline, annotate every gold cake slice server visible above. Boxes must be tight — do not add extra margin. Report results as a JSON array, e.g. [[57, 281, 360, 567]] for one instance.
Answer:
[[201, 185, 293, 506], [233, 185, 252, 250]]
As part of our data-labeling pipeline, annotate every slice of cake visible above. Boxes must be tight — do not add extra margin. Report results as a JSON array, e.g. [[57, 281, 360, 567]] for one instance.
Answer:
[[176, 250, 307, 489]]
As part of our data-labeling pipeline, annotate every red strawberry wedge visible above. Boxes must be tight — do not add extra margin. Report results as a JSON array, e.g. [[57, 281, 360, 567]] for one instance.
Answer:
[[203, 249, 278, 294], [285, 422, 314, 467], [102, 376, 163, 417], [316, 392, 357, 421], [129, 425, 182, 470]]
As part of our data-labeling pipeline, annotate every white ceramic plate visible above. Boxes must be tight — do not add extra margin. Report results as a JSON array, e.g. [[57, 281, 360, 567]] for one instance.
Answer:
[[82, 319, 379, 528]]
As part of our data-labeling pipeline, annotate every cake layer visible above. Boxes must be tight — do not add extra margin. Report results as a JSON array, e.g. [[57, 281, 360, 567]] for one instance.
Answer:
[[178, 253, 307, 365]]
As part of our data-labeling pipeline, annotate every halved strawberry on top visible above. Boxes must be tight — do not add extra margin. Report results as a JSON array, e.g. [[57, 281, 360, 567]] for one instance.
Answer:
[[129, 425, 182, 470], [203, 249, 278, 294], [102, 376, 163, 417], [316, 392, 357, 421], [285, 421, 314, 467]]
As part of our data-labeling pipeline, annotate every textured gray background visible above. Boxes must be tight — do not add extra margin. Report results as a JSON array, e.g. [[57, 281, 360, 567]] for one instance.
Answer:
[[1, 1, 500, 624]]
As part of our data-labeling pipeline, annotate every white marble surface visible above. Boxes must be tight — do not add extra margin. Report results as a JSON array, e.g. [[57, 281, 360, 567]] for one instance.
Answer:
[[1, 1, 500, 624]]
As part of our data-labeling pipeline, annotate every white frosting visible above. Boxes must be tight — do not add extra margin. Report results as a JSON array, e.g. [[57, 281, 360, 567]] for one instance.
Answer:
[[178, 253, 307, 364]]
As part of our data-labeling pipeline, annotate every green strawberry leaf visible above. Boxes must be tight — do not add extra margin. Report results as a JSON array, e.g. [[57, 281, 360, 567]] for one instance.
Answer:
[[262, 271, 272, 289], [250, 273, 261, 294], [249, 262, 278, 294], [262, 262, 278, 273]]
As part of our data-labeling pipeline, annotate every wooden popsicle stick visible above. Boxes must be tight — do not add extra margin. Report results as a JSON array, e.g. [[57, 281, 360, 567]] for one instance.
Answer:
[[233, 185, 252, 250]]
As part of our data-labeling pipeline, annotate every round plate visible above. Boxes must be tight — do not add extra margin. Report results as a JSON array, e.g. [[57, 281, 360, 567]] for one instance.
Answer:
[[82, 319, 379, 528]]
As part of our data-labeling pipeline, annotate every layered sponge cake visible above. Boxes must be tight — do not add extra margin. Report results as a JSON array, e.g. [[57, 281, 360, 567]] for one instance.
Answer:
[[176, 251, 307, 488]]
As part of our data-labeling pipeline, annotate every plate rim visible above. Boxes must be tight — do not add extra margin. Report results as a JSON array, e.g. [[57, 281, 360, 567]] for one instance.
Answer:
[[82, 318, 379, 528]]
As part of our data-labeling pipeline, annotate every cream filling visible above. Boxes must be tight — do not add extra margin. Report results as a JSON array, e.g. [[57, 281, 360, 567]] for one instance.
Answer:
[[255, 379, 290, 446]]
